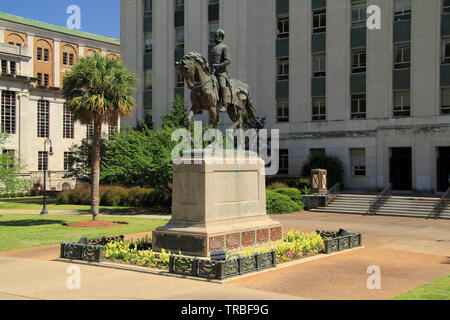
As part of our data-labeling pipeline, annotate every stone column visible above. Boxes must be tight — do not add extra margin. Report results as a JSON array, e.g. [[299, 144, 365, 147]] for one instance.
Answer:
[[27, 33, 35, 77], [326, 0, 351, 121]]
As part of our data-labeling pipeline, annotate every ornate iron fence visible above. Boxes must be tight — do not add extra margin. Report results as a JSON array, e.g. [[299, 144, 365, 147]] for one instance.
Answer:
[[317, 230, 362, 254], [428, 187, 450, 219], [326, 183, 341, 205], [169, 250, 276, 280], [60, 242, 104, 262], [366, 183, 392, 215]]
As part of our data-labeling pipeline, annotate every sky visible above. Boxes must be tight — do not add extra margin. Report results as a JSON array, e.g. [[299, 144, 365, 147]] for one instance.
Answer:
[[0, 0, 120, 38]]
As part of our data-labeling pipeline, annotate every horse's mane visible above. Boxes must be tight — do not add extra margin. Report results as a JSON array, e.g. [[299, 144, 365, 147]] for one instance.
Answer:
[[183, 52, 212, 76]]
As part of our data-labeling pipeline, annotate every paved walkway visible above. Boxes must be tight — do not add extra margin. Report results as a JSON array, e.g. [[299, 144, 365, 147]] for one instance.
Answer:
[[0, 211, 449, 300], [0, 257, 302, 300]]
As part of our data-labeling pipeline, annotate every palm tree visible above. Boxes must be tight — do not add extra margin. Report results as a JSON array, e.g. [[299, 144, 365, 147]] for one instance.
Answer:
[[62, 53, 137, 221]]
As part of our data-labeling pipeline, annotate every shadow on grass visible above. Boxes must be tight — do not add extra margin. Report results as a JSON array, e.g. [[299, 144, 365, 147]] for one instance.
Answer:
[[0, 219, 65, 227]]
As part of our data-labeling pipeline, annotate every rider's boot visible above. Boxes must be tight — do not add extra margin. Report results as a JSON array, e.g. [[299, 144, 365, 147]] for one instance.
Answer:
[[219, 105, 227, 113]]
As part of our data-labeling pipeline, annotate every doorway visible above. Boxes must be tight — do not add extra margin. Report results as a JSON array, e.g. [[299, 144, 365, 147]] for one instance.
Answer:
[[437, 147, 450, 192], [389, 147, 412, 191]]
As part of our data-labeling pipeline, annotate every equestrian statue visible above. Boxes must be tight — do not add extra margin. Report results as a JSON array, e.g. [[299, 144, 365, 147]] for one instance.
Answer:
[[175, 29, 259, 130]]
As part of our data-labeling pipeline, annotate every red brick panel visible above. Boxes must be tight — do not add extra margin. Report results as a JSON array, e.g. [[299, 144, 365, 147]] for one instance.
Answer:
[[270, 226, 283, 241], [256, 229, 269, 243], [226, 233, 241, 249], [209, 236, 225, 252], [242, 231, 256, 246]]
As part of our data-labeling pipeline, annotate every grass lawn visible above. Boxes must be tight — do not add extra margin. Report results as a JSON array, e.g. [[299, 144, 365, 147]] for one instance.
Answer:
[[0, 197, 134, 212], [393, 274, 450, 300], [0, 214, 168, 252]]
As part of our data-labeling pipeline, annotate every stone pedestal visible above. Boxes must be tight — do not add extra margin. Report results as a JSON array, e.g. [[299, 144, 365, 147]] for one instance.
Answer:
[[152, 152, 283, 257]]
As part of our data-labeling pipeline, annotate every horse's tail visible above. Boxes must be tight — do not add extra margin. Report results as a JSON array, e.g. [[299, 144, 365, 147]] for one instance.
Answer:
[[245, 93, 259, 125]]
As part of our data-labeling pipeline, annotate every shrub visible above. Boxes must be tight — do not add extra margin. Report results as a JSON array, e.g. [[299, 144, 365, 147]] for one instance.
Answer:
[[301, 153, 345, 188], [267, 182, 289, 190], [266, 190, 302, 214], [272, 188, 303, 205], [56, 186, 172, 208]]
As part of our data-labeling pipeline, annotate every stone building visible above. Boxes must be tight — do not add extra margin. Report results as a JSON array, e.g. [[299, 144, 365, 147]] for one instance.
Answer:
[[0, 12, 120, 191], [120, 0, 450, 193]]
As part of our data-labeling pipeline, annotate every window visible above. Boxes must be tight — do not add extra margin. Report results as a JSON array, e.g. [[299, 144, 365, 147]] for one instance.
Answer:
[[86, 122, 94, 140], [279, 149, 289, 175], [310, 148, 325, 157], [37, 47, 42, 61], [1, 91, 16, 134], [394, 42, 411, 69], [43, 48, 49, 62], [37, 100, 50, 138], [313, 9, 326, 34], [64, 152, 74, 171], [276, 100, 289, 123], [144, 0, 152, 16], [62, 52, 68, 65], [176, 27, 184, 49], [441, 87, 450, 115], [10, 61, 16, 75], [1, 61, 7, 74], [444, 0, 450, 13], [209, 21, 219, 46], [2, 150, 15, 169], [44, 74, 49, 86], [394, 0, 411, 21], [352, 2, 367, 28], [277, 17, 289, 39], [351, 149, 366, 176], [145, 33, 152, 52], [144, 70, 153, 90], [312, 97, 326, 121], [37, 73, 42, 85], [109, 117, 118, 136], [176, 69, 184, 88], [393, 91, 411, 117], [276, 58, 289, 81], [175, 0, 184, 11], [352, 48, 366, 73], [313, 53, 326, 77], [38, 151, 48, 171], [351, 94, 366, 119], [69, 53, 74, 66], [63, 105, 74, 139], [442, 38, 450, 64]]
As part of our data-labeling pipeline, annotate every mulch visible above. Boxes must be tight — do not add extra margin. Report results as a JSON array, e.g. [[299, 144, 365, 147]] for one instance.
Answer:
[[64, 220, 128, 228]]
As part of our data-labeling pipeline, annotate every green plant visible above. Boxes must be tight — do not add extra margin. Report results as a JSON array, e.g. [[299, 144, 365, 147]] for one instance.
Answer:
[[301, 186, 311, 195], [129, 235, 152, 251], [267, 182, 289, 190], [62, 52, 138, 221], [274, 231, 324, 262], [301, 153, 345, 188], [272, 188, 303, 205], [266, 190, 302, 214]]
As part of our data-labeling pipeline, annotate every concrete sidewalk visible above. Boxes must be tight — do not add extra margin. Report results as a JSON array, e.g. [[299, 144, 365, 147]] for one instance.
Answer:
[[0, 257, 302, 300]]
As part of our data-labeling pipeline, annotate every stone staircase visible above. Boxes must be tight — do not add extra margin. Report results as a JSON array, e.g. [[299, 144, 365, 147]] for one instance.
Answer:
[[311, 193, 450, 219]]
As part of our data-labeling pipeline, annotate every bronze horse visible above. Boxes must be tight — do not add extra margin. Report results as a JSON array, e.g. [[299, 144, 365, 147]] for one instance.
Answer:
[[175, 52, 258, 130]]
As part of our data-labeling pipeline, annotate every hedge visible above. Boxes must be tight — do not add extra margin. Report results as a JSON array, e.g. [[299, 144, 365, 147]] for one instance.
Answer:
[[266, 190, 303, 214], [272, 188, 303, 206], [56, 186, 171, 208]]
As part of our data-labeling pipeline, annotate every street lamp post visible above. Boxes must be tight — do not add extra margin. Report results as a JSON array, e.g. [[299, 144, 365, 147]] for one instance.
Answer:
[[40, 138, 54, 215]]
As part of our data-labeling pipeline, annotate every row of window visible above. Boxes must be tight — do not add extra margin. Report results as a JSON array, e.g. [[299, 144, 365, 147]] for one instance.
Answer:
[[276, 87, 450, 123], [37, 151, 74, 171], [277, 148, 367, 177], [0, 91, 118, 138]]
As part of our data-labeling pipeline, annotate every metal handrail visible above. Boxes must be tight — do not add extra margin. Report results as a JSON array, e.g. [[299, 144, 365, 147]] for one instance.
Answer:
[[366, 183, 392, 216], [326, 183, 341, 205], [428, 187, 450, 219]]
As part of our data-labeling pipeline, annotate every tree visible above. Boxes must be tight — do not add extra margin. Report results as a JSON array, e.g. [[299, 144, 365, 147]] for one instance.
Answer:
[[101, 96, 187, 194], [301, 153, 345, 188], [62, 53, 137, 220], [0, 133, 31, 194], [63, 138, 107, 184]]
